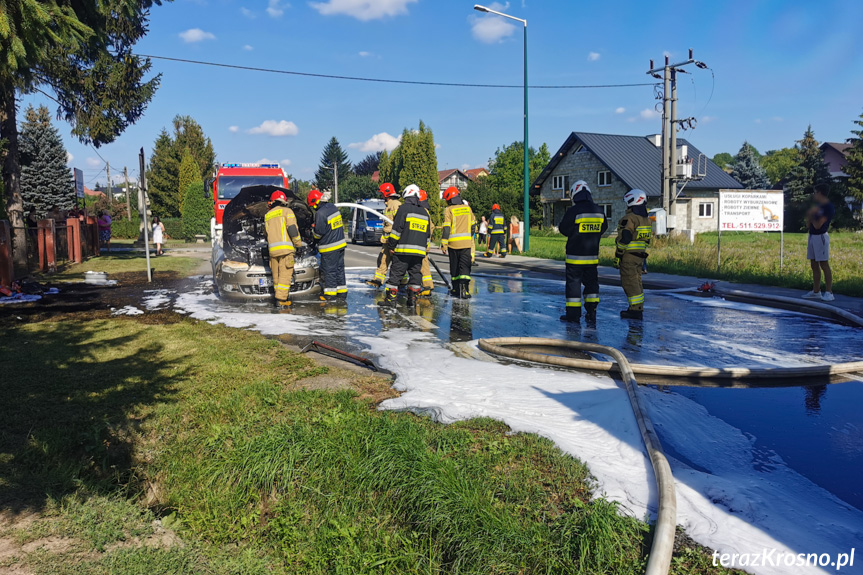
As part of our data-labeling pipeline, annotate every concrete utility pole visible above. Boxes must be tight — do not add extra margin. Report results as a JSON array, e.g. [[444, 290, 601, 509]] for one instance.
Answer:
[[646, 49, 710, 230], [106, 162, 112, 205], [124, 167, 132, 221]]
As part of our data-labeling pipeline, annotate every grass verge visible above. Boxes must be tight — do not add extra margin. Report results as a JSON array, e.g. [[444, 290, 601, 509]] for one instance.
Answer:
[[35, 252, 203, 283], [523, 231, 863, 296], [0, 314, 741, 574]]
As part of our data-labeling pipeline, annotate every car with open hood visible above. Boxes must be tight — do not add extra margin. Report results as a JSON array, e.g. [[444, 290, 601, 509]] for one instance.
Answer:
[[212, 185, 321, 301]]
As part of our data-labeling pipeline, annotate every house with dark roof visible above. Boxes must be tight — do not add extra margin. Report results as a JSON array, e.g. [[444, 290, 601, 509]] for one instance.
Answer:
[[532, 132, 743, 233], [819, 142, 851, 180], [438, 169, 471, 193]]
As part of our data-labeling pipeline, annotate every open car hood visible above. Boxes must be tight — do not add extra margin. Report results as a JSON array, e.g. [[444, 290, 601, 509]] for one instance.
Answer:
[[222, 185, 315, 265]]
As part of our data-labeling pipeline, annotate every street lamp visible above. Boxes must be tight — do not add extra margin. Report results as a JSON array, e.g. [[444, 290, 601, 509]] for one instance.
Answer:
[[473, 4, 529, 252]]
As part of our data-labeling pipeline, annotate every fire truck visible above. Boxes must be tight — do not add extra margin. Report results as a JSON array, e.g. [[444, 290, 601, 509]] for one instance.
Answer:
[[207, 162, 290, 239]]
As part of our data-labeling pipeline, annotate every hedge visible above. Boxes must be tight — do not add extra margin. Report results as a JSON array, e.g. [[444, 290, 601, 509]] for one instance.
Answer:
[[107, 216, 185, 240]]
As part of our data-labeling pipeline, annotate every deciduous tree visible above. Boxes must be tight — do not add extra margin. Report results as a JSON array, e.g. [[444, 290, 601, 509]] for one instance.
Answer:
[[761, 147, 800, 187], [711, 152, 734, 171], [353, 152, 382, 176]]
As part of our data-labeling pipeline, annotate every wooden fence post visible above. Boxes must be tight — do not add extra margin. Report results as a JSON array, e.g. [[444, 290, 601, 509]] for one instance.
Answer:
[[37, 219, 56, 272], [0, 220, 14, 287]]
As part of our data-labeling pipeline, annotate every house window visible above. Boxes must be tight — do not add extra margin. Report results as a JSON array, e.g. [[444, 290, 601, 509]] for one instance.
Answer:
[[698, 202, 713, 218], [597, 171, 612, 187], [552, 175, 568, 190], [598, 203, 613, 220]]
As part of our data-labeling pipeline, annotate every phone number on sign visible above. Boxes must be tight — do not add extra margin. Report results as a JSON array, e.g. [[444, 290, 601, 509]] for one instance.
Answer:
[[721, 222, 781, 230]]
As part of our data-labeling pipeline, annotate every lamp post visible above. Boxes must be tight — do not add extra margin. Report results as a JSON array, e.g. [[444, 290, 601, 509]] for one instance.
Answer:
[[474, 4, 529, 252]]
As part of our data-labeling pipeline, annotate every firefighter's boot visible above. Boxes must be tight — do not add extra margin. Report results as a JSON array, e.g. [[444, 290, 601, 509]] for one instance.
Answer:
[[378, 288, 398, 308], [559, 306, 581, 323], [419, 287, 433, 298], [620, 309, 643, 320], [277, 299, 292, 311], [584, 303, 597, 324], [366, 279, 383, 288], [457, 280, 471, 300], [406, 287, 420, 308]]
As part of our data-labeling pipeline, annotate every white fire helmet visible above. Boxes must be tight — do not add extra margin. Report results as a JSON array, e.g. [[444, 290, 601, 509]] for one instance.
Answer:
[[624, 189, 647, 207]]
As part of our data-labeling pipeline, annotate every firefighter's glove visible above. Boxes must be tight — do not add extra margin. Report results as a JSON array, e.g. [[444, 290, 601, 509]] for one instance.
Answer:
[[612, 257, 620, 270]]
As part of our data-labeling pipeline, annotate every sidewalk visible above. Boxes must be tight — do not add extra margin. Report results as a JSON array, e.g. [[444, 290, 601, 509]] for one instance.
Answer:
[[469, 252, 863, 317]]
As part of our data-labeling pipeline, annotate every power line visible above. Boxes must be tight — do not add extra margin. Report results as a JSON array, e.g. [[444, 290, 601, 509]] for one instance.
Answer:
[[138, 53, 655, 90]]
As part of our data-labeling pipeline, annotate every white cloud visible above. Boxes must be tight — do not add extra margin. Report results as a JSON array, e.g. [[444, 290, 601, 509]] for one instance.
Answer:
[[310, 0, 415, 20], [640, 108, 660, 120], [460, 163, 471, 171], [267, 0, 286, 18], [358, 51, 371, 57], [470, 3, 517, 44], [240, 7, 255, 18], [701, 115, 716, 124], [85, 157, 101, 168], [615, 107, 626, 114], [66, 152, 74, 165], [755, 118, 763, 124], [243, 44, 254, 51], [179, 28, 216, 43], [228, 126, 239, 133], [772, 116, 784, 122], [247, 120, 299, 137], [587, 52, 601, 62], [256, 158, 274, 164], [348, 132, 401, 152], [280, 159, 292, 166]]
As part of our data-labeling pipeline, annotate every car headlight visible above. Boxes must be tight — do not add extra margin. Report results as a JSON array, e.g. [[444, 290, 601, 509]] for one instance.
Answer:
[[296, 256, 319, 269]]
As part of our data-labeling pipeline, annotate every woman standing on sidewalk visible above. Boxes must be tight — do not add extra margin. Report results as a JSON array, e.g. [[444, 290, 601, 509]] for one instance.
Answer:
[[97, 211, 112, 253], [152, 216, 166, 256], [508, 216, 521, 254]]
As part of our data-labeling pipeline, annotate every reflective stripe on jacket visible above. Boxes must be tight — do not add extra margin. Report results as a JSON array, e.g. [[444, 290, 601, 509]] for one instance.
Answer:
[[313, 202, 347, 253], [441, 199, 475, 250], [558, 200, 608, 264], [614, 210, 652, 256], [381, 197, 402, 240], [489, 210, 506, 234], [388, 197, 431, 256], [265, 205, 303, 255]]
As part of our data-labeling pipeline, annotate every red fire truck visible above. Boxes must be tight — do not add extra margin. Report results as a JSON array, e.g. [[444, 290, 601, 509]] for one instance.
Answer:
[[208, 162, 290, 227]]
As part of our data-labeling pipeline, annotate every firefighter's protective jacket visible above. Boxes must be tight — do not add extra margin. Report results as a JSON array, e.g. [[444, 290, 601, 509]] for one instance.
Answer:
[[558, 190, 608, 265], [441, 196, 475, 250], [489, 209, 506, 234], [265, 205, 303, 256], [312, 202, 347, 253], [381, 197, 402, 243], [387, 196, 431, 256], [614, 205, 652, 257]]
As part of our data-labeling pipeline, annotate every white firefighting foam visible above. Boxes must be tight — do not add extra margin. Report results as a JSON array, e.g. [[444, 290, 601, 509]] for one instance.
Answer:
[[155, 274, 863, 575]]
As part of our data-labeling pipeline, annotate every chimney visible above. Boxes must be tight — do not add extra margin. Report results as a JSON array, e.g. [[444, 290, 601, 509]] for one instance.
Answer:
[[646, 134, 662, 147]]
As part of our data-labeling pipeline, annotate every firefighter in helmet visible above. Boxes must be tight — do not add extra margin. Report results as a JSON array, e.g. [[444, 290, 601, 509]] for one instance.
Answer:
[[418, 189, 436, 296], [441, 186, 475, 299], [264, 190, 303, 307], [485, 203, 507, 258], [614, 189, 651, 320], [558, 180, 608, 323], [307, 189, 347, 302], [368, 183, 402, 287], [379, 185, 431, 309]]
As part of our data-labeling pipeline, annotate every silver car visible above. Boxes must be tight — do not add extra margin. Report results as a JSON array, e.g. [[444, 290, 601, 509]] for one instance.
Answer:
[[212, 185, 321, 302]]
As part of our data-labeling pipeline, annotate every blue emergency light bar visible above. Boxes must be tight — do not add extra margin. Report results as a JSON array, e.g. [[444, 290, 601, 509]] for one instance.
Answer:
[[221, 163, 280, 169]]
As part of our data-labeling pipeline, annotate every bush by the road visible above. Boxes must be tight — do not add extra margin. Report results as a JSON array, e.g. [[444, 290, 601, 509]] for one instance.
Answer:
[[525, 230, 863, 296]]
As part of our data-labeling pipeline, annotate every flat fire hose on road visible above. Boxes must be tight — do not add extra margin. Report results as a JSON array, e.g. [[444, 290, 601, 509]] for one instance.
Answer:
[[478, 337, 676, 575]]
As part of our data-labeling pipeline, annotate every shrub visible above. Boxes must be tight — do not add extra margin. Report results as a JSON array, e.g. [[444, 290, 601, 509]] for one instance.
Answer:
[[111, 217, 142, 239], [181, 181, 213, 240]]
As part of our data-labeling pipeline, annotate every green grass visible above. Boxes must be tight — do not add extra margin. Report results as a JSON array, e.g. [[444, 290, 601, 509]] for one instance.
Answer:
[[523, 230, 863, 296], [0, 316, 740, 574], [38, 252, 202, 282]]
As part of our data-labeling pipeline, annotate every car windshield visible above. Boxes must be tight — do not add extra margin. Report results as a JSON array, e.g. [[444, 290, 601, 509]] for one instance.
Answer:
[[217, 176, 285, 199]]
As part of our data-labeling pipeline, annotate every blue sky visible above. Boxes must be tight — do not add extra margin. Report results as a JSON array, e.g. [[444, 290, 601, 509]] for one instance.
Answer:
[[22, 0, 863, 187]]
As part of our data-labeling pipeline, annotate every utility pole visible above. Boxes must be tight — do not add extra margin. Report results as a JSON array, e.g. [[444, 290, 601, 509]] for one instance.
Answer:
[[124, 167, 132, 221], [106, 162, 112, 205], [646, 49, 710, 230], [333, 160, 339, 205]]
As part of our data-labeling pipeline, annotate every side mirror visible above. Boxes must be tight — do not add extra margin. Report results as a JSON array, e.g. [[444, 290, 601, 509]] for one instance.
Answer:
[[204, 178, 214, 199]]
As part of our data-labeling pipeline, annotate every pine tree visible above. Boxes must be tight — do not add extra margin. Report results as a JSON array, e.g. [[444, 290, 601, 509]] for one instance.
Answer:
[[386, 122, 441, 223], [846, 110, 863, 202], [315, 137, 352, 191], [181, 180, 213, 240], [18, 105, 74, 214], [731, 141, 770, 189], [147, 129, 180, 217], [177, 149, 198, 217]]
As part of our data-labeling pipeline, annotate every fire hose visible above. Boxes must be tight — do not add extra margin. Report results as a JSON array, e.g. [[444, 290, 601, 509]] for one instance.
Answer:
[[477, 337, 676, 575]]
